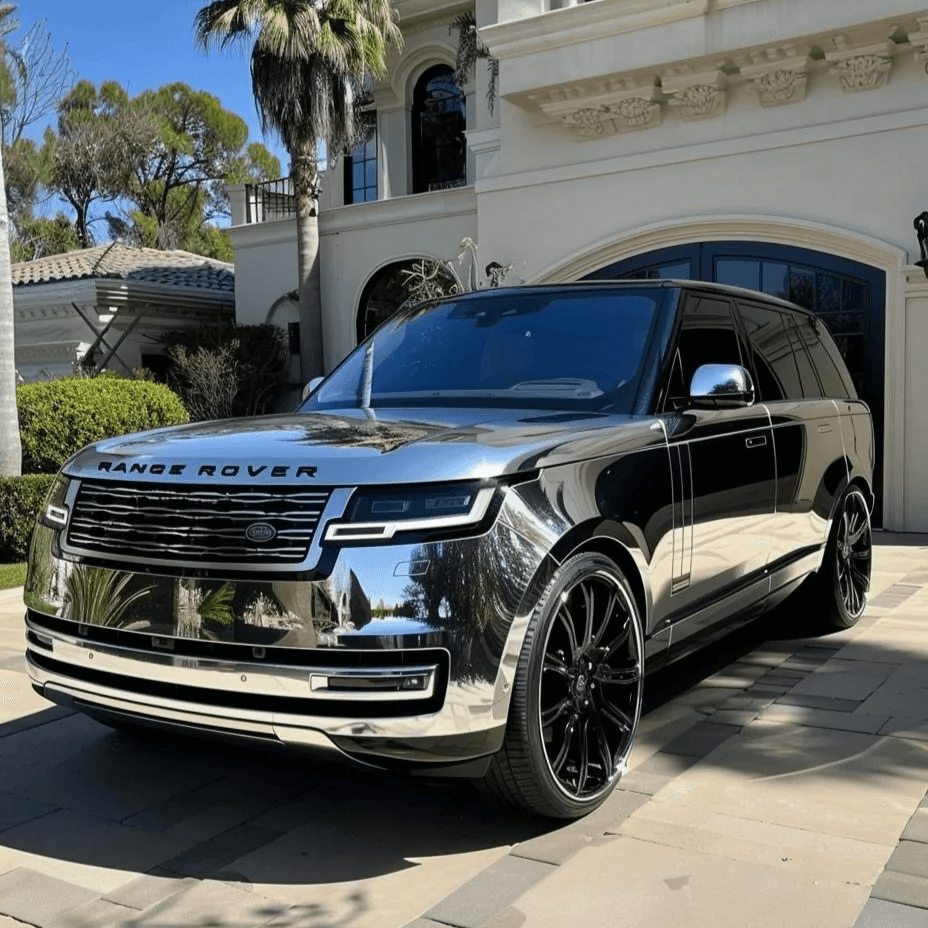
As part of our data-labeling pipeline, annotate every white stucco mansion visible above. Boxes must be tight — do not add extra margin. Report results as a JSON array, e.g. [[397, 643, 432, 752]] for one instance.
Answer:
[[227, 0, 928, 533]]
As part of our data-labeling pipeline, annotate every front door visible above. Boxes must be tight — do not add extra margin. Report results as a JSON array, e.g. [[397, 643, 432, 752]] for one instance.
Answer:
[[651, 294, 776, 646]]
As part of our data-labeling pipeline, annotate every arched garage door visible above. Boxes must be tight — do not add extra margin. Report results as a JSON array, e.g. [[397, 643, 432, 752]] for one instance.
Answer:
[[585, 241, 885, 518]]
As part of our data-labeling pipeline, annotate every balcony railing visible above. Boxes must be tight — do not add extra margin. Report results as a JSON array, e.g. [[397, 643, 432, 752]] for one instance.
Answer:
[[244, 177, 296, 224]]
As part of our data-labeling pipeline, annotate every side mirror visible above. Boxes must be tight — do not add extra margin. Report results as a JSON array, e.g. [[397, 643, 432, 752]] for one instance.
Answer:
[[689, 364, 755, 408], [302, 376, 324, 401]]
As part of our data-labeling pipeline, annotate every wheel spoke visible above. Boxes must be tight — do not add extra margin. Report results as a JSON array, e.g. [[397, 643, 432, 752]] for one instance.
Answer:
[[550, 715, 577, 775], [543, 652, 570, 679], [591, 588, 618, 648], [554, 604, 580, 662], [600, 695, 634, 733], [590, 704, 616, 775], [575, 719, 590, 793], [580, 583, 595, 650], [541, 696, 572, 727], [848, 522, 866, 546], [852, 564, 869, 593], [594, 662, 641, 686], [602, 616, 631, 658]]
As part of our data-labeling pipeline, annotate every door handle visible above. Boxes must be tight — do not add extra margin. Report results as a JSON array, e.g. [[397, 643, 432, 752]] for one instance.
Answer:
[[745, 435, 767, 449]]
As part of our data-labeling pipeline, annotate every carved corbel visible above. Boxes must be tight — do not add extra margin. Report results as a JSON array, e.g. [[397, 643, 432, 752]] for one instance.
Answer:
[[738, 50, 812, 107], [825, 38, 894, 92], [662, 68, 727, 121], [533, 79, 662, 140]]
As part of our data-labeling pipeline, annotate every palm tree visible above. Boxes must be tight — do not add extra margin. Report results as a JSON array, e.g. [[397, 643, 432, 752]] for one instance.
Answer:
[[0, 3, 22, 476], [194, 0, 402, 379]]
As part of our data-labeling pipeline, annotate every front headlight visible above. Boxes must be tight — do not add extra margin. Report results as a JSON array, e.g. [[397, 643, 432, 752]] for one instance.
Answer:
[[324, 480, 496, 543], [39, 474, 72, 530]]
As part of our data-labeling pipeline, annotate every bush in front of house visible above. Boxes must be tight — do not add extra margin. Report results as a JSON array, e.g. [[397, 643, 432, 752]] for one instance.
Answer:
[[17, 375, 190, 475], [161, 324, 290, 421], [0, 474, 55, 561]]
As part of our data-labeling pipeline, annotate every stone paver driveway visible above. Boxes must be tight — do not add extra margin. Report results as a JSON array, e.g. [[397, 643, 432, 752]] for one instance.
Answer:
[[1, 536, 928, 928]]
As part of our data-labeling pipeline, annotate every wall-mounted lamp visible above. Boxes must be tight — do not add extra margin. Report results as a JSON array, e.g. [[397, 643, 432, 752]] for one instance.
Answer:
[[915, 212, 928, 279]]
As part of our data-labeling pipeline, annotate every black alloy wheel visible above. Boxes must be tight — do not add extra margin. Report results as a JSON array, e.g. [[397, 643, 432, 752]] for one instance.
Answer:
[[832, 487, 872, 624], [801, 485, 872, 631], [485, 553, 644, 818]]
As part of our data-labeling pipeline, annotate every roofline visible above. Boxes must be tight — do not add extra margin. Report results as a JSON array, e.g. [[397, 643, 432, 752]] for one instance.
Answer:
[[454, 279, 813, 317]]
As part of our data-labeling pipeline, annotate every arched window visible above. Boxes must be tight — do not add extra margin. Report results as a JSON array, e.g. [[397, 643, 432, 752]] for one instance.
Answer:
[[356, 259, 456, 342], [412, 65, 466, 194]]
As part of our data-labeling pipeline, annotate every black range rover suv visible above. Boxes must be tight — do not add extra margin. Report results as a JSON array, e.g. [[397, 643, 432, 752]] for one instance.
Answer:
[[24, 281, 873, 818]]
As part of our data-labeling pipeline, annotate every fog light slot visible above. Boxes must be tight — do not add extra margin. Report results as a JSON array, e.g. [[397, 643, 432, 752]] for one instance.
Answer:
[[308, 665, 437, 700]]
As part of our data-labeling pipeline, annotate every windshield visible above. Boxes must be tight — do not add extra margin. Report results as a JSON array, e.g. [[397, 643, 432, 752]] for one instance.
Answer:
[[304, 288, 665, 413]]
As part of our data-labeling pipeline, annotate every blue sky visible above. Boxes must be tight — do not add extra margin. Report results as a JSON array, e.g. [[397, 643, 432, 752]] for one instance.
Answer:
[[19, 0, 288, 169]]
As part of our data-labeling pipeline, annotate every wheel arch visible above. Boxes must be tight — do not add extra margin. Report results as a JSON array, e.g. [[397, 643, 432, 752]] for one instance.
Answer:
[[546, 520, 652, 633]]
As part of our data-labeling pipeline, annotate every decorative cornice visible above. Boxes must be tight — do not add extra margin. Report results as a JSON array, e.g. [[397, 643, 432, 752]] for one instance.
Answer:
[[497, 9, 927, 138], [825, 39, 894, 93]]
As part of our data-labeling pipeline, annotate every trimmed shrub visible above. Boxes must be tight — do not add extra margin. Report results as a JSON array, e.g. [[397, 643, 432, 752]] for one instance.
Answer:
[[17, 375, 189, 475], [0, 474, 55, 561]]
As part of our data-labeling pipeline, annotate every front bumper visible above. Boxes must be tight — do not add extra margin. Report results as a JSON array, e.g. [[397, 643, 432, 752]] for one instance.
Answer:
[[26, 611, 507, 769], [24, 489, 557, 769]]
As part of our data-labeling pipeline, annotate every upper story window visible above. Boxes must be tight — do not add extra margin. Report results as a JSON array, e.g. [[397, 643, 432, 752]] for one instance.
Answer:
[[344, 113, 378, 205], [412, 65, 466, 194]]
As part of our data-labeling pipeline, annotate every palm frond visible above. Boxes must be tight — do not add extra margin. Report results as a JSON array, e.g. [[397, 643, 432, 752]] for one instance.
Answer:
[[64, 566, 153, 627]]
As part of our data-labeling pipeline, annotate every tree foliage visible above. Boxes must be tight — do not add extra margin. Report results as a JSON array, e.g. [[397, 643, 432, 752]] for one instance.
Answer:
[[13, 79, 280, 257], [126, 82, 278, 249], [47, 80, 158, 248], [10, 211, 77, 261], [194, 0, 403, 378]]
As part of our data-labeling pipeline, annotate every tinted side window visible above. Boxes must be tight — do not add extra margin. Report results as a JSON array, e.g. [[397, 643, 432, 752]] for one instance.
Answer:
[[665, 297, 742, 408], [737, 302, 803, 401], [804, 318, 855, 398], [782, 313, 822, 398]]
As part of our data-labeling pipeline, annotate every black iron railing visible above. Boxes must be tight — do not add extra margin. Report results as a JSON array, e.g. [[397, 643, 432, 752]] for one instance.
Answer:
[[244, 177, 296, 223]]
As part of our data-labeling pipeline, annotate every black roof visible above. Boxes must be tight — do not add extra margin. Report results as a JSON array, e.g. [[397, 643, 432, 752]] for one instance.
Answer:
[[451, 279, 815, 320]]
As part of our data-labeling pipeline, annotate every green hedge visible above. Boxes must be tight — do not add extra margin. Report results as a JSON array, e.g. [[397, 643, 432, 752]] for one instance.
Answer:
[[0, 474, 55, 561], [18, 376, 189, 475]]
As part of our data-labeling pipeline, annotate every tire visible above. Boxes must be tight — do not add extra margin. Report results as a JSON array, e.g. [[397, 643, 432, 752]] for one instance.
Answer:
[[809, 486, 873, 630], [484, 552, 644, 819]]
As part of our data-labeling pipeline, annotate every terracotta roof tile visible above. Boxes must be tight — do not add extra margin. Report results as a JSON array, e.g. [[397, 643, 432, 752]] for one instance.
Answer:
[[12, 243, 234, 293]]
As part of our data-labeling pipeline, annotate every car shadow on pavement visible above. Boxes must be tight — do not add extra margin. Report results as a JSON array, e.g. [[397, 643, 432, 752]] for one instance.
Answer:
[[0, 706, 548, 887]]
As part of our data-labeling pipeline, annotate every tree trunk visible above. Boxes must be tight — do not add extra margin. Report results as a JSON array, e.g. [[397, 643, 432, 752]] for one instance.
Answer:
[[291, 141, 324, 381], [0, 144, 22, 476]]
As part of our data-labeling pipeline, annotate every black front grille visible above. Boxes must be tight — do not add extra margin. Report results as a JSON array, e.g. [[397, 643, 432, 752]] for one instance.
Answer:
[[67, 480, 331, 565]]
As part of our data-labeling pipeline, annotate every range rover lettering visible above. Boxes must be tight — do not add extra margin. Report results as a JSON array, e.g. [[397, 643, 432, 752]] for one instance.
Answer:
[[24, 282, 874, 819]]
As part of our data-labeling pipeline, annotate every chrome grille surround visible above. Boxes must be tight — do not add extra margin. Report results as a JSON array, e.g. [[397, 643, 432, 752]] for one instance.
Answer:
[[65, 479, 333, 567]]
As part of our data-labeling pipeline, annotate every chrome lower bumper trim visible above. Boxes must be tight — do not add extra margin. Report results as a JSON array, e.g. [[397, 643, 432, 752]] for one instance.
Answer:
[[25, 621, 506, 762]]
